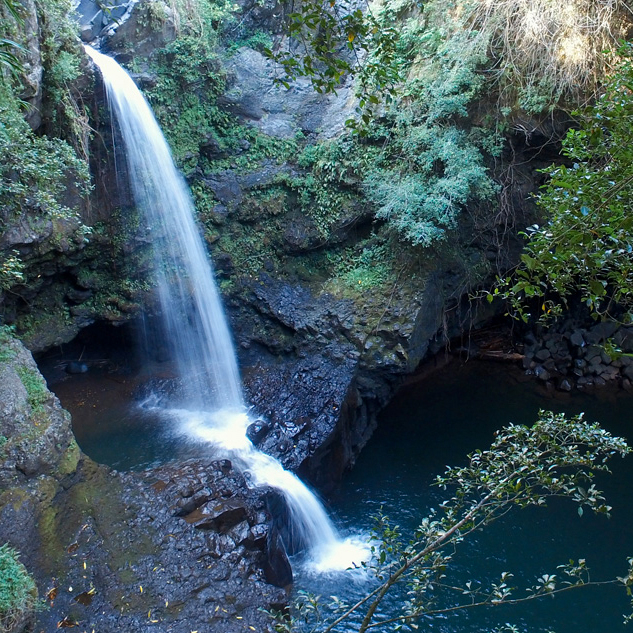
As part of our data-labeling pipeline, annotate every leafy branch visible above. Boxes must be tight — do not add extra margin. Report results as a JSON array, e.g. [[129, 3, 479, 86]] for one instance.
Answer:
[[264, 0, 402, 131], [497, 44, 633, 325], [270, 411, 632, 632]]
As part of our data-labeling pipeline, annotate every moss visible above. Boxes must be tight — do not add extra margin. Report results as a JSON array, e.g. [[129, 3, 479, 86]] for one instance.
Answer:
[[322, 241, 397, 297], [38, 505, 65, 572], [236, 188, 289, 223], [0, 328, 16, 363], [214, 221, 281, 279], [0, 489, 30, 514], [56, 438, 81, 477], [17, 304, 71, 334], [15, 366, 49, 421]]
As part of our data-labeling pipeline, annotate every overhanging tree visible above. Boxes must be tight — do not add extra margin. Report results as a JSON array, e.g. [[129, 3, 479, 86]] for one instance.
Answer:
[[271, 411, 633, 632], [499, 44, 633, 325]]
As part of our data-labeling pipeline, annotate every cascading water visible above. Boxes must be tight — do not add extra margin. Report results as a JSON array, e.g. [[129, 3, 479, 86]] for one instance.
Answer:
[[85, 45, 368, 571], [86, 46, 241, 411]]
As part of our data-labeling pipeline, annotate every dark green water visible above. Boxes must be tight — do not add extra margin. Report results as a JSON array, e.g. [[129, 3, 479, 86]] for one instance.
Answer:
[[301, 359, 633, 633], [49, 368, 219, 470]]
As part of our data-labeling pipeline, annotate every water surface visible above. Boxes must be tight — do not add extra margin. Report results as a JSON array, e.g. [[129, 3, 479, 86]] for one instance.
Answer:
[[303, 359, 633, 633]]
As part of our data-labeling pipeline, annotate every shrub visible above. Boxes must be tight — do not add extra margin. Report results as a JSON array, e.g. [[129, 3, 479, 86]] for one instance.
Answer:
[[0, 544, 36, 633], [499, 44, 633, 324], [0, 82, 90, 229]]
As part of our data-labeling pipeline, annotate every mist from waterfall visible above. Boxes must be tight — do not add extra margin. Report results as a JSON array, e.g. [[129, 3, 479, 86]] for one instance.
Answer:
[[85, 45, 369, 572]]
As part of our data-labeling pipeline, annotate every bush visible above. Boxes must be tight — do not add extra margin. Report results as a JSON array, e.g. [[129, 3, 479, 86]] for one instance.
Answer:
[[0, 82, 90, 229], [499, 44, 633, 324], [0, 544, 36, 633]]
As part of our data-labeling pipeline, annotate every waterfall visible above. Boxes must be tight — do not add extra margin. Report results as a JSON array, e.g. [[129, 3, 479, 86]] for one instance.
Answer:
[[86, 45, 368, 571], [86, 46, 241, 411]]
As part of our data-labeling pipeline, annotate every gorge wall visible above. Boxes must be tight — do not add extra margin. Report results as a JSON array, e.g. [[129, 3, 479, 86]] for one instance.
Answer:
[[0, 0, 566, 484], [0, 0, 587, 629]]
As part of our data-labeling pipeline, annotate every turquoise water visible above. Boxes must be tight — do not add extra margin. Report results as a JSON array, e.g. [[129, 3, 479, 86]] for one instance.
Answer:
[[299, 359, 633, 633]]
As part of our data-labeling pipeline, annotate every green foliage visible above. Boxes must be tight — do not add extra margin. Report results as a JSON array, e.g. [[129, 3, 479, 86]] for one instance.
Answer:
[[287, 15, 498, 246], [270, 1, 502, 247], [0, 251, 24, 290], [289, 136, 373, 238], [170, 0, 238, 36], [0, 0, 24, 76], [268, 0, 631, 123], [0, 83, 90, 229], [227, 29, 272, 54], [46, 49, 81, 106], [0, 326, 16, 362], [0, 544, 36, 633], [500, 45, 633, 324], [255, 0, 632, 251], [143, 30, 237, 173], [271, 411, 632, 633], [0, 81, 89, 221], [360, 9, 503, 246], [142, 0, 299, 175], [35, 0, 89, 149], [0, 0, 90, 286], [366, 127, 497, 246], [265, 0, 401, 126], [325, 241, 394, 294]]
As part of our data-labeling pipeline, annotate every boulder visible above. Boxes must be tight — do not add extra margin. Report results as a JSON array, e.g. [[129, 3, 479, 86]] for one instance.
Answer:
[[194, 499, 249, 532], [585, 321, 619, 345], [534, 365, 550, 381], [222, 47, 356, 138]]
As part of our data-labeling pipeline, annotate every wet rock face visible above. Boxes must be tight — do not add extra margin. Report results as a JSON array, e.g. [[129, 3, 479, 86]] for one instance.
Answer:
[[0, 336, 79, 487], [222, 47, 355, 139], [235, 273, 446, 488], [523, 321, 633, 391], [0, 337, 288, 632], [103, 0, 177, 58], [244, 346, 364, 488], [18, 0, 44, 130], [26, 459, 287, 633]]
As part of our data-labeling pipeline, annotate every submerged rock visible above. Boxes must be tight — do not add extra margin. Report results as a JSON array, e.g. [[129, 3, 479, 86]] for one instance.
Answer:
[[65, 361, 88, 374]]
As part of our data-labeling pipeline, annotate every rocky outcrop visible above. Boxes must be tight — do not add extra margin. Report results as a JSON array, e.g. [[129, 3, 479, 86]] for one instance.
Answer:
[[222, 47, 356, 139], [31, 460, 287, 632], [0, 336, 288, 631], [18, 0, 44, 130], [0, 335, 80, 488], [233, 265, 496, 489]]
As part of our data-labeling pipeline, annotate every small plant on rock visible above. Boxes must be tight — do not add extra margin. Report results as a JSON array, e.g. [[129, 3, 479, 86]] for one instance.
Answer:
[[0, 544, 36, 633]]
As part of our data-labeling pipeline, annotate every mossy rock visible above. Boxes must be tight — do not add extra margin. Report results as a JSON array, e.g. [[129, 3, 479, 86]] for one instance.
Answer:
[[0, 335, 80, 484]]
